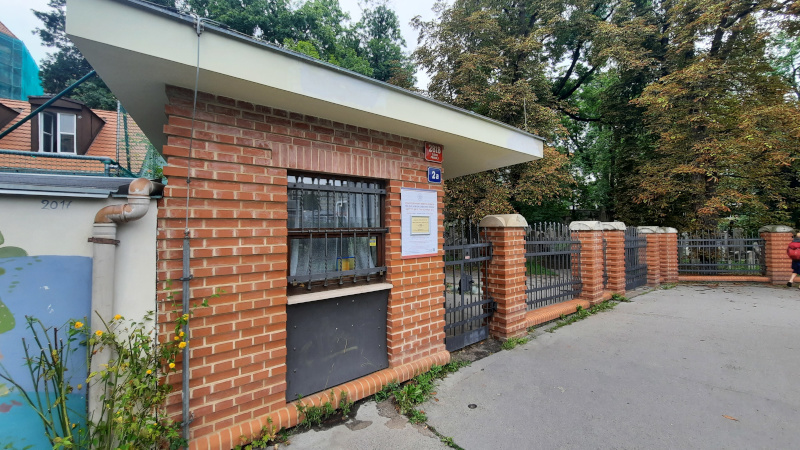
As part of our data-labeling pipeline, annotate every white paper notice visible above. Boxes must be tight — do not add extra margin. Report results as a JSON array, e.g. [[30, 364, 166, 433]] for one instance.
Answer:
[[401, 188, 438, 258]]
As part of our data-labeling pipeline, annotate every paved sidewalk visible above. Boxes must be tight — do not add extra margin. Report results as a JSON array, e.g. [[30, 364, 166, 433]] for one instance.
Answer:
[[289, 285, 800, 449]]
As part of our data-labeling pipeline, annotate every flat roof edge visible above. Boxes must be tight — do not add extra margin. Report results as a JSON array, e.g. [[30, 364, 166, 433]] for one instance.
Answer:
[[98, 0, 545, 144]]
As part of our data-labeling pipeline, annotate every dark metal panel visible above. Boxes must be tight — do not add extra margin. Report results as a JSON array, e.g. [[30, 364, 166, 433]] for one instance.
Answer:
[[443, 220, 494, 352], [524, 222, 583, 310], [625, 227, 648, 290], [678, 231, 766, 276], [286, 290, 389, 400]]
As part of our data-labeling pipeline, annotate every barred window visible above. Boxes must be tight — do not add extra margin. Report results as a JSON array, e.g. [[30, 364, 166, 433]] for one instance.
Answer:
[[287, 173, 386, 291]]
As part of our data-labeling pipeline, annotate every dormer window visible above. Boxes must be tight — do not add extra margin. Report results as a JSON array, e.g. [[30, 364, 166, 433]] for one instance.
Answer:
[[39, 111, 76, 153]]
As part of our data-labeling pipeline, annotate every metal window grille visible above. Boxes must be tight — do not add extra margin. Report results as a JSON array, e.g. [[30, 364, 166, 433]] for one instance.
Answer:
[[678, 230, 765, 276], [525, 222, 582, 310], [624, 227, 648, 290], [287, 173, 386, 290], [443, 220, 493, 351]]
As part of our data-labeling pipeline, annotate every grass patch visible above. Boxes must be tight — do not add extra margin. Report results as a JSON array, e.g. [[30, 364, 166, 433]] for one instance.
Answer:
[[295, 390, 354, 429], [611, 293, 630, 302], [501, 335, 529, 350], [372, 360, 470, 415], [660, 283, 677, 290], [547, 300, 619, 333], [234, 417, 288, 450], [526, 260, 557, 276]]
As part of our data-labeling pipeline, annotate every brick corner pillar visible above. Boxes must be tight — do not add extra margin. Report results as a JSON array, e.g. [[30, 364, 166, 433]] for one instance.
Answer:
[[480, 214, 529, 341], [570, 221, 605, 305], [638, 226, 662, 287], [759, 225, 795, 285], [660, 227, 679, 283], [601, 221, 626, 295]]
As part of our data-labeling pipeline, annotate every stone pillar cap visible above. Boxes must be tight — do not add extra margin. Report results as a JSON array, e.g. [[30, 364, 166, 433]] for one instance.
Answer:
[[657, 227, 677, 233], [637, 226, 660, 234], [569, 221, 603, 231], [601, 221, 626, 231], [479, 214, 529, 228], [758, 225, 795, 233]]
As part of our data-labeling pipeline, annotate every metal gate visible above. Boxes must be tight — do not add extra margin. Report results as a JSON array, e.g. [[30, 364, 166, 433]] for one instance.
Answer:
[[624, 227, 648, 290], [443, 221, 494, 351], [525, 222, 582, 310], [678, 231, 766, 275]]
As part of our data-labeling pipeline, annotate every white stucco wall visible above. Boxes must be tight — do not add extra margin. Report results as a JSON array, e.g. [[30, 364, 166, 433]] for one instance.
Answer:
[[0, 194, 157, 322]]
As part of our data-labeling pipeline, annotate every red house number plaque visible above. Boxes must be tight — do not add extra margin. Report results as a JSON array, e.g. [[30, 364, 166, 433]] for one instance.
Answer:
[[424, 142, 443, 163]]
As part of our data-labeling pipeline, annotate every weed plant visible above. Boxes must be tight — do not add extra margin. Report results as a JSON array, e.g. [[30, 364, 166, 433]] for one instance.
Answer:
[[501, 336, 529, 350]]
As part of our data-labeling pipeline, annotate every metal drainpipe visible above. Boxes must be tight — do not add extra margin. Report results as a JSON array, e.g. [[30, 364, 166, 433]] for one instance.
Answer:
[[88, 177, 157, 420]]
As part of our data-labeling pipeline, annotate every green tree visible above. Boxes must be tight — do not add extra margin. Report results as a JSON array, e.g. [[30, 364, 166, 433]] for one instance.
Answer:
[[358, 0, 415, 88], [618, 0, 800, 230], [33, 0, 129, 109]]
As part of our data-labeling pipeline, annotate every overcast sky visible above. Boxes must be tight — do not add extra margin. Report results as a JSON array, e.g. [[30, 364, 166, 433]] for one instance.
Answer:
[[0, 0, 439, 88]]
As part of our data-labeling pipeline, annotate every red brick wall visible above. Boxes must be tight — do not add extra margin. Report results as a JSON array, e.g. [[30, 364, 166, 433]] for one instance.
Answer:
[[157, 85, 445, 443], [603, 229, 626, 294], [761, 231, 794, 284], [662, 232, 679, 283], [644, 233, 661, 286], [484, 227, 528, 340], [573, 230, 605, 304]]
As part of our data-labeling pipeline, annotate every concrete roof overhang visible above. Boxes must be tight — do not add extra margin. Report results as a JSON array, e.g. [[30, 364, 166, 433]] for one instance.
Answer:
[[66, 0, 544, 179]]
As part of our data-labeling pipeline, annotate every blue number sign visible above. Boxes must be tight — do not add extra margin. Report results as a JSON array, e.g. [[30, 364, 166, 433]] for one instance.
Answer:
[[427, 167, 442, 183]]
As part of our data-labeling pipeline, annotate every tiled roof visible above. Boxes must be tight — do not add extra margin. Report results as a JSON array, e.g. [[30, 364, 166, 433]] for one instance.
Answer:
[[0, 21, 18, 40], [0, 97, 151, 175], [0, 99, 32, 151]]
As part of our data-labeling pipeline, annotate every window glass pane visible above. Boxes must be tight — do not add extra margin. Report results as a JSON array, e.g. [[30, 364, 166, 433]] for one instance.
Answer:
[[288, 189, 300, 228], [289, 236, 377, 277], [42, 134, 53, 153], [42, 112, 54, 132], [59, 114, 76, 134], [60, 134, 75, 153]]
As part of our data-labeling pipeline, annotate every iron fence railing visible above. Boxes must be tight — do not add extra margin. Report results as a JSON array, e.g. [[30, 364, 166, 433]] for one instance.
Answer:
[[524, 222, 582, 310], [678, 231, 765, 276], [443, 220, 494, 351], [625, 227, 648, 290]]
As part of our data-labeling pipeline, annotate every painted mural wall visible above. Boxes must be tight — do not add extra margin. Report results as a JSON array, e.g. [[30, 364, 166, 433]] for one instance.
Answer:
[[0, 195, 157, 448]]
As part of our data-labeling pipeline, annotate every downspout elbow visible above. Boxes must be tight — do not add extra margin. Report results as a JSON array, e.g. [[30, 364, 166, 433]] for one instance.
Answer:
[[94, 178, 157, 224]]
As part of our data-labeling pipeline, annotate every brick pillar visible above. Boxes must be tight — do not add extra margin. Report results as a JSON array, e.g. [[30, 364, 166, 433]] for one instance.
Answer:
[[570, 221, 605, 305], [639, 226, 661, 287], [759, 225, 795, 284], [480, 214, 529, 341], [661, 227, 679, 283], [601, 222, 626, 295]]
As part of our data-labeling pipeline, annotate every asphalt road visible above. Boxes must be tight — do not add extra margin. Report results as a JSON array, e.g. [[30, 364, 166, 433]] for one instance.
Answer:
[[290, 285, 800, 449]]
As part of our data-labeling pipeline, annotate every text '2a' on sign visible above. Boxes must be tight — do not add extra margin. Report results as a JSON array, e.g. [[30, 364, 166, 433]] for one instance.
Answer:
[[424, 142, 443, 163]]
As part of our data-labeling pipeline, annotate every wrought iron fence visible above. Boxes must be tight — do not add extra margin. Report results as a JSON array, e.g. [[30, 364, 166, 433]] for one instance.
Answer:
[[443, 221, 494, 352], [625, 227, 648, 290], [524, 222, 582, 310], [678, 230, 766, 276]]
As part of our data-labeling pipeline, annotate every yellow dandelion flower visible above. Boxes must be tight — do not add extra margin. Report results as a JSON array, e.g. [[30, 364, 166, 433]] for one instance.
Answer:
[[174, 336, 180, 341], [178, 341, 187, 349], [179, 331, 185, 338], [169, 362, 175, 369], [74, 321, 84, 329], [113, 314, 122, 321], [146, 369, 152, 375], [95, 330, 103, 337]]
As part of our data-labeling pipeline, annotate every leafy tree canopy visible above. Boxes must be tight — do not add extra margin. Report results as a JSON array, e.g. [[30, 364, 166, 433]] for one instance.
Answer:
[[415, 0, 800, 230]]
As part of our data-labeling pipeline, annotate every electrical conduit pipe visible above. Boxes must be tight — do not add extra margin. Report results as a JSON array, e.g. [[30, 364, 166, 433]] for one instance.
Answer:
[[88, 177, 157, 420]]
